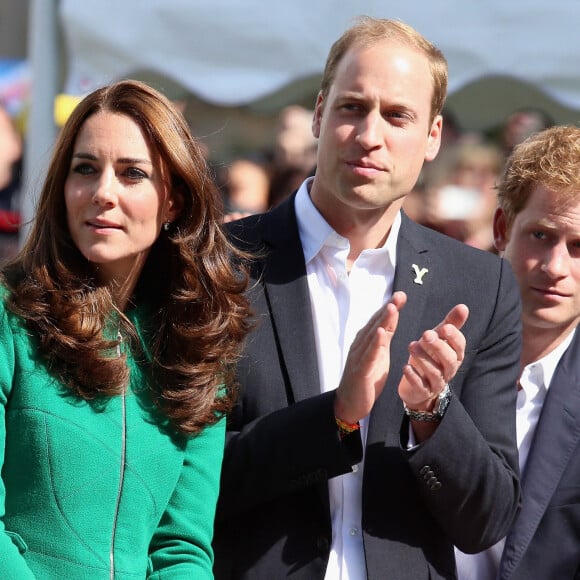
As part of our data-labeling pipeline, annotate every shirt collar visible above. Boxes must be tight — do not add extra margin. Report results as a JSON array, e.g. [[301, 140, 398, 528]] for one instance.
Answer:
[[520, 327, 576, 395], [294, 177, 400, 268]]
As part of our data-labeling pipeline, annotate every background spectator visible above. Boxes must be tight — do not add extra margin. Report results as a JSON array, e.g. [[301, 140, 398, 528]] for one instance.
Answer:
[[219, 154, 272, 222], [268, 104, 318, 208], [0, 103, 22, 262], [413, 140, 504, 252], [500, 107, 554, 158]]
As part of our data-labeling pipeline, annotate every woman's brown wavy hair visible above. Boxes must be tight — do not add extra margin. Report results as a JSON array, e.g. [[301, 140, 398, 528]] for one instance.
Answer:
[[2, 79, 252, 435]]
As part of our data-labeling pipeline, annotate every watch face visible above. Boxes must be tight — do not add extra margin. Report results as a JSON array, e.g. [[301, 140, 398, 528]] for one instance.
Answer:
[[436, 386, 452, 416]]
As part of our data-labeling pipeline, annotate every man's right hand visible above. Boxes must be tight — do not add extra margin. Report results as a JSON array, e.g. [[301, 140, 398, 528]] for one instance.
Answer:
[[334, 291, 407, 425]]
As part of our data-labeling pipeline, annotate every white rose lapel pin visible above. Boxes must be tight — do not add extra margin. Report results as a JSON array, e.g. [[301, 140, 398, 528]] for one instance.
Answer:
[[411, 264, 429, 285]]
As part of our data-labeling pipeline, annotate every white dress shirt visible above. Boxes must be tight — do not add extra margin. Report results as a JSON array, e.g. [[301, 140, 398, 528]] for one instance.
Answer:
[[295, 179, 400, 580], [455, 328, 576, 580]]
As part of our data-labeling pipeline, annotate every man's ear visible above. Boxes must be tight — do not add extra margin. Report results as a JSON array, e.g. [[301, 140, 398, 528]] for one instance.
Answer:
[[312, 92, 324, 139], [493, 207, 509, 253], [425, 114, 442, 162]]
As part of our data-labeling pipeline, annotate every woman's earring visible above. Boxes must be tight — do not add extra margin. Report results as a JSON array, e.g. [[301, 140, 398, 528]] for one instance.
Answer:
[[163, 221, 171, 231]]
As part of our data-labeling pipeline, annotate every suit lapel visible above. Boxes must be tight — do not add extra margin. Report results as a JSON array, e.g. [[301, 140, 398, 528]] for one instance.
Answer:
[[260, 197, 321, 404], [368, 216, 432, 443], [501, 330, 580, 578], [259, 209, 434, 427]]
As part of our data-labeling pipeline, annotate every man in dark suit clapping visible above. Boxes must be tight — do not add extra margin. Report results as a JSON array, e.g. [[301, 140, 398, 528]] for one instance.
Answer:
[[215, 16, 522, 580]]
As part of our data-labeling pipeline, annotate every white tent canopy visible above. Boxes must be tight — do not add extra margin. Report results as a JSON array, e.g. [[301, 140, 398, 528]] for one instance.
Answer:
[[60, 0, 580, 120]]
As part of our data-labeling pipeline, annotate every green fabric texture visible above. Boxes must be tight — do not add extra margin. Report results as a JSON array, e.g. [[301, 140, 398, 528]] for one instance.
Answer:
[[0, 289, 224, 579]]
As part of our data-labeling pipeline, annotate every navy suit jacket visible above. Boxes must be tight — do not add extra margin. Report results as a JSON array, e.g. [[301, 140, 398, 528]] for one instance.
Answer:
[[214, 195, 522, 580], [499, 329, 580, 579]]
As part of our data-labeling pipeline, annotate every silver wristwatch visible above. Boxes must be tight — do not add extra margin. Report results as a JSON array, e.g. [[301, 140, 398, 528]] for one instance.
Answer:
[[403, 383, 452, 422]]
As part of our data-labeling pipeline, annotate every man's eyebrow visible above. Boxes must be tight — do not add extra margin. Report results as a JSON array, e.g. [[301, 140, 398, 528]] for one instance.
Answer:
[[534, 218, 559, 230]]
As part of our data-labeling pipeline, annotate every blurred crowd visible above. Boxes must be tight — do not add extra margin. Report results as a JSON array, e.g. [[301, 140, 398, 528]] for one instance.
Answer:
[[214, 104, 555, 254], [216, 104, 318, 223], [0, 98, 555, 263]]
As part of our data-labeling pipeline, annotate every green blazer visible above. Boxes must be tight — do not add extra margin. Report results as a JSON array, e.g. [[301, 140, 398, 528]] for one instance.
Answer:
[[0, 291, 224, 579]]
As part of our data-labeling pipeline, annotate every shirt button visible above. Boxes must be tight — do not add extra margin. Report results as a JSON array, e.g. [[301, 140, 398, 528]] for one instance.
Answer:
[[349, 527, 359, 536], [352, 464, 359, 473]]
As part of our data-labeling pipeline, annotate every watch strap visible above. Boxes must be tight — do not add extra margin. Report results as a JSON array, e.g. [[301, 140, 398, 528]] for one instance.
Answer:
[[403, 383, 452, 422]]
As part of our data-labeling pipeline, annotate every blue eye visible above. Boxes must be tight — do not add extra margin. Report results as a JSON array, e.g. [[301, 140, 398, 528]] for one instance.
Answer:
[[72, 163, 95, 175], [125, 167, 147, 180], [341, 103, 362, 113]]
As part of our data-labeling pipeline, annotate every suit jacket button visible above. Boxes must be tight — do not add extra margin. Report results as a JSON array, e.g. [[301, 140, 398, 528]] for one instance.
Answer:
[[316, 536, 330, 552], [423, 470, 435, 480], [419, 465, 431, 475], [429, 479, 442, 490]]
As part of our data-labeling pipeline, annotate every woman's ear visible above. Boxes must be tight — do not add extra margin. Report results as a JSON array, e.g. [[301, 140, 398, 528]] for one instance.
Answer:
[[165, 187, 184, 223]]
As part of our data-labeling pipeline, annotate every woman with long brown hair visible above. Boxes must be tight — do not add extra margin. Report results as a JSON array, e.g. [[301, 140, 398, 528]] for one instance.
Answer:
[[0, 79, 251, 579]]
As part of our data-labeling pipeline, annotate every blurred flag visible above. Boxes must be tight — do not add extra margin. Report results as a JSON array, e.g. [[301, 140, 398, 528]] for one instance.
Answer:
[[0, 59, 30, 118]]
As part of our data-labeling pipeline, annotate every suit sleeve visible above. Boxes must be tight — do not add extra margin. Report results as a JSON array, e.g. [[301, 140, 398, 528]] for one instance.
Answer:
[[147, 418, 226, 580], [217, 390, 362, 520], [404, 257, 522, 553], [0, 304, 37, 579]]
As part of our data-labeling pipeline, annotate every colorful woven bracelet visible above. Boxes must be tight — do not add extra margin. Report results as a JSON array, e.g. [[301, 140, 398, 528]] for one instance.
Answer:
[[335, 416, 360, 439]]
